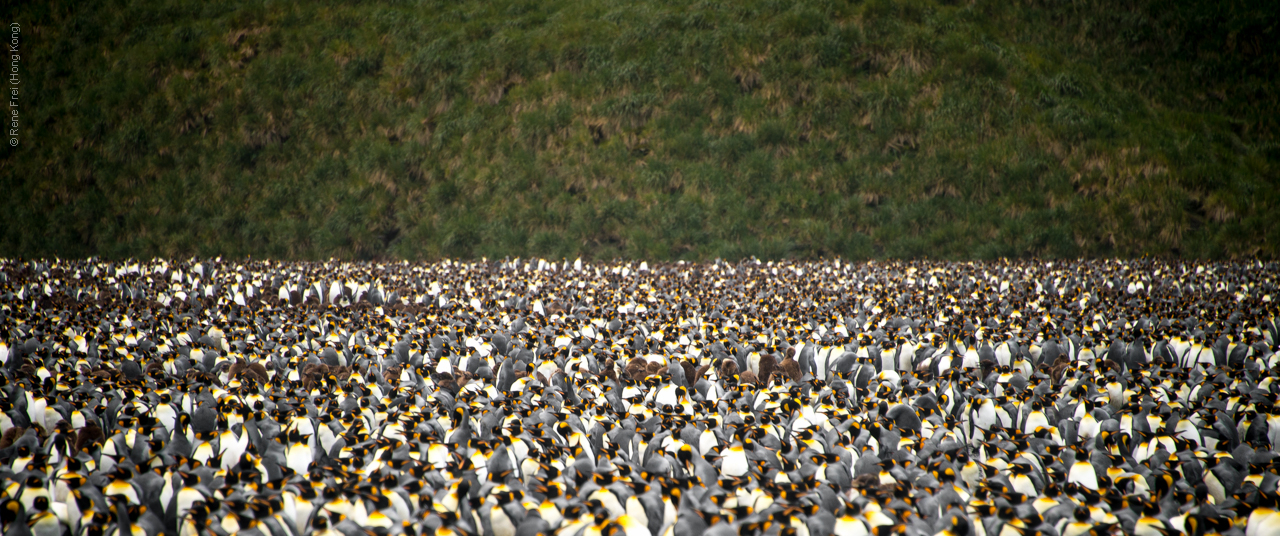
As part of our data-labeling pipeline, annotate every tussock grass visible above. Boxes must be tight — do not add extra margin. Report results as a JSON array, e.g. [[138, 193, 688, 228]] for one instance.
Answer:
[[3, 0, 1276, 260]]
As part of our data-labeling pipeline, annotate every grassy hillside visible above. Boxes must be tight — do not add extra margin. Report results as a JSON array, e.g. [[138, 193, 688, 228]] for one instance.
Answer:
[[2, 0, 1277, 260]]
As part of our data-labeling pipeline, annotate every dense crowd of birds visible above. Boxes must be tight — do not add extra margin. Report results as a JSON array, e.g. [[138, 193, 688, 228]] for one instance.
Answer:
[[0, 257, 1278, 536]]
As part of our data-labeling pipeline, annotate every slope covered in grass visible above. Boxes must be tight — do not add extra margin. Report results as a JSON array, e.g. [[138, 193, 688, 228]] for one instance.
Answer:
[[2, 0, 1277, 259]]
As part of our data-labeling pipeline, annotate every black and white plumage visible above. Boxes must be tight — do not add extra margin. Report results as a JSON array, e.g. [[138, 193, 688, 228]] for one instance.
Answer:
[[0, 257, 1274, 536]]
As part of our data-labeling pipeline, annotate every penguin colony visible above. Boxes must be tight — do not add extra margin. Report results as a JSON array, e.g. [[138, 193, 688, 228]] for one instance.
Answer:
[[0, 257, 1279, 536]]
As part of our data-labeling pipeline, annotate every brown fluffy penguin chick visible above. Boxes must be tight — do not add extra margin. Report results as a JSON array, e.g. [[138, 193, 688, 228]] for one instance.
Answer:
[[302, 363, 329, 377], [778, 348, 801, 383], [681, 360, 698, 383], [456, 370, 473, 386], [626, 358, 649, 381], [645, 361, 663, 377], [246, 362, 270, 383], [1049, 355, 1071, 385], [739, 369, 759, 386], [852, 473, 881, 490], [757, 354, 778, 387], [602, 359, 618, 382], [694, 363, 711, 382], [76, 424, 104, 451], [227, 358, 248, 378], [144, 360, 165, 376], [0, 427, 23, 449], [300, 373, 319, 391], [383, 365, 402, 384], [718, 357, 739, 379], [436, 372, 457, 394]]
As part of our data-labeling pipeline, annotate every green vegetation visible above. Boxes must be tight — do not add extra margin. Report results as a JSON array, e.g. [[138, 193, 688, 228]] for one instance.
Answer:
[[2, 0, 1277, 260]]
